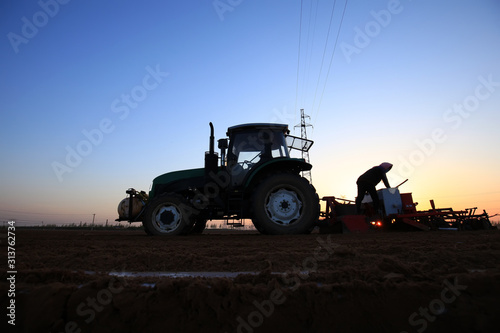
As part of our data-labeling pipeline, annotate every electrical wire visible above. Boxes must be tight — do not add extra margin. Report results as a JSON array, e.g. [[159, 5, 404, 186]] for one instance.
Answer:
[[299, 0, 319, 110], [314, 0, 349, 122], [295, 0, 349, 126], [310, 0, 338, 116], [294, 0, 304, 126]]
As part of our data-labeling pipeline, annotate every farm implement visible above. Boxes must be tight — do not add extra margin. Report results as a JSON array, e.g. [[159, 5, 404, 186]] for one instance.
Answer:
[[318, 187, 496, 233]]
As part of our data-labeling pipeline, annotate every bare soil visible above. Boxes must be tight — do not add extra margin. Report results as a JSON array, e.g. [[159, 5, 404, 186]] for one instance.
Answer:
[[2, 228, 500, 333]]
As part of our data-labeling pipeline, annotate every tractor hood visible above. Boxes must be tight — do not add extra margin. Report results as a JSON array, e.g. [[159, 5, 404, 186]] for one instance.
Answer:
[[149, 168, 205, 198]]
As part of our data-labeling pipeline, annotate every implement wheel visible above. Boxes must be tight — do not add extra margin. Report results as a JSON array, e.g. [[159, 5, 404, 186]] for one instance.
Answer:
[[251, 173, 319, 235], [142, 193, 194, 236]]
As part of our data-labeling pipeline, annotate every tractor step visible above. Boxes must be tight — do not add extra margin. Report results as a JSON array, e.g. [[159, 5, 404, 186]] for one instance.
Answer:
[[226, 191, 244, 215]]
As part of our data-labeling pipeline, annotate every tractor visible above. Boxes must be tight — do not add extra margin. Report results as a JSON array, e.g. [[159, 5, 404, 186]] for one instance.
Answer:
[[116, 122, 319, 235]]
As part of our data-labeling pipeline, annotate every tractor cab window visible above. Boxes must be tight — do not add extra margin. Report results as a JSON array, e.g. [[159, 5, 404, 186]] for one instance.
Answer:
[[229, 130, 289, 169], [227, 129, 289, 186]]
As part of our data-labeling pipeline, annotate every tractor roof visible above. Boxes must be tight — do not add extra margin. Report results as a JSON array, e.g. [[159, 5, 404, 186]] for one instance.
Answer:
[[226, 123, 289, 136]]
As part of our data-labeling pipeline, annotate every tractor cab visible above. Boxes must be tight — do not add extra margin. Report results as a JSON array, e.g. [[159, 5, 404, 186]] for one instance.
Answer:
[[223, 123, 290, 186]]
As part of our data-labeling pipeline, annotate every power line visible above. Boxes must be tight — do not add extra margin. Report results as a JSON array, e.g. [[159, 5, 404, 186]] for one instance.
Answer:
[[294, 0, 349, 126], [314, 0, 349, 123], [294, 0, 304, 124], [310, 0, 339, 116], [299, 0, 319, 108]]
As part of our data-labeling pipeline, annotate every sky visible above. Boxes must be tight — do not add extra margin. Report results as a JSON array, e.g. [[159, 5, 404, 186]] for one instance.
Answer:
[[1, 0, 499, 226]]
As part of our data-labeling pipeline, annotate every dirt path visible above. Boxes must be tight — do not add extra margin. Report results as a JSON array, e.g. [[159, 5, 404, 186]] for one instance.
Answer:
[[2, 229, 500, 332]]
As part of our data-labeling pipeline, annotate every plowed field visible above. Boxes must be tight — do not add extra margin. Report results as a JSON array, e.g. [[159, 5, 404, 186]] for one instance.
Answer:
[[2, 228, 500, 333]]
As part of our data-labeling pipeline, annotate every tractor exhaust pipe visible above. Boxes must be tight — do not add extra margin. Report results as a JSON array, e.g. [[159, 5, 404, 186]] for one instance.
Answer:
[[205, 122, 218, 179], [209, 122, 215, 155]]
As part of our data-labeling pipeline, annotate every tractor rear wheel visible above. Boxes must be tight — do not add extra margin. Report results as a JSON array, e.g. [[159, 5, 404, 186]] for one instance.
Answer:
[[142, 193, 194, 236], [251, 173, 319, 235]]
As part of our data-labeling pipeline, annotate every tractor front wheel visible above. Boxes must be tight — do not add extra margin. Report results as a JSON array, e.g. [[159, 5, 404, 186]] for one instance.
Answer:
[[251, 173, 319, 235], [142, 193, 194, 236]]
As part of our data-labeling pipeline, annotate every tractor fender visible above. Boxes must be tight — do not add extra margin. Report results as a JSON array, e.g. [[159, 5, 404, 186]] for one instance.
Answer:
[[243, 158, 312, 190]]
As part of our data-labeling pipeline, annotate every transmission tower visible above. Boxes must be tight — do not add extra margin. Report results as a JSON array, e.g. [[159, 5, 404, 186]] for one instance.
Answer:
[[294, 109, 313, 183]]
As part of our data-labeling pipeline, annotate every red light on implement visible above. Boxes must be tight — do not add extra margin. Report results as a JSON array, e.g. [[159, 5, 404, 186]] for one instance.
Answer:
[[370, 221, 383, 227]]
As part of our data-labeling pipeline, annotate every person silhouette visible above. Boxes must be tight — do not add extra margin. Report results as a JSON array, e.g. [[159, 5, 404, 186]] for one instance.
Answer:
[[355, 162, 393, 213]]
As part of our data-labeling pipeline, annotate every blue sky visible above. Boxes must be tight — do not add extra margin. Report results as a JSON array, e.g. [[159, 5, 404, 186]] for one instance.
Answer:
[[1, 0, 499, 225]]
